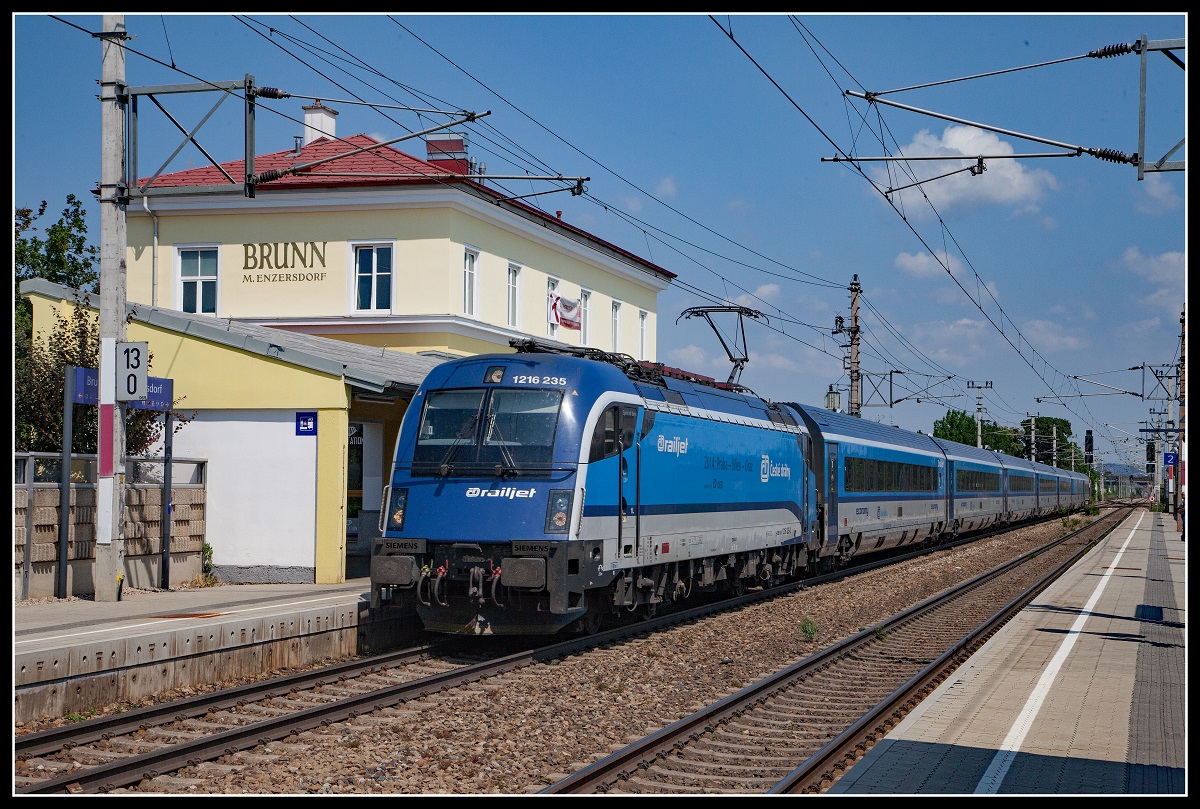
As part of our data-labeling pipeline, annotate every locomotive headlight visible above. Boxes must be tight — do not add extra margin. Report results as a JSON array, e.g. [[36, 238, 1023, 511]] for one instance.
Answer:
[[387, 488, 409, 531], [544, 489, 573, 534]]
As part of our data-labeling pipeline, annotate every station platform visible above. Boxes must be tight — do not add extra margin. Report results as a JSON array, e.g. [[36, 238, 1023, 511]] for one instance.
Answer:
[[13, 578, 379, 727], [827, 508, 1186, 795]]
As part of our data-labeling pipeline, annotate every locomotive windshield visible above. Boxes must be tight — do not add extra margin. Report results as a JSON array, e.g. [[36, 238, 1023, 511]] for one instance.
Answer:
[[411, 387, 563, 478]]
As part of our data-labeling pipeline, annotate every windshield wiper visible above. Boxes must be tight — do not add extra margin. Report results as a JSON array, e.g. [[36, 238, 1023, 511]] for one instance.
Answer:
[[486, 413, 519, 476], [438, 414, 479, 475]]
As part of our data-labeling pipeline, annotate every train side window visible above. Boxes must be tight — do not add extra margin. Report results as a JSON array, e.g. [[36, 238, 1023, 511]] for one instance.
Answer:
[[589, 406, 620, 462], [620, 406, 638, 450], [640, 409, 656, 439]]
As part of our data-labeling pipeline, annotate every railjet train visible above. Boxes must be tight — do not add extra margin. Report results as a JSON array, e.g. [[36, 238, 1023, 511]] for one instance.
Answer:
[[371, 339, 1089, 635]]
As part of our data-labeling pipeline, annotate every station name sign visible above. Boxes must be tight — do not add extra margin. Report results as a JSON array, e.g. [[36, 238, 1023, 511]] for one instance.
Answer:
[[74, 367, 173, 412], [242, 241, 329, 283]]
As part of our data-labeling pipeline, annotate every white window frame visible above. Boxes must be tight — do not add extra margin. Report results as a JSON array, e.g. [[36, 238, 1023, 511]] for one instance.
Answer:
[[639, 310, 648, 359], [506, 263, 521, 328], [611, 299, 622, 352], [176, 244, 220, 316], [546, 276, 560, 338], [349, 240, 396, 313], [463, 247, 480, 317], [579, 289, 591, 346]]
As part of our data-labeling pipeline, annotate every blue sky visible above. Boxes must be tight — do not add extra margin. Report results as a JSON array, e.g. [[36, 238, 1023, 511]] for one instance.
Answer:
[[14, 13, 1187, 471]]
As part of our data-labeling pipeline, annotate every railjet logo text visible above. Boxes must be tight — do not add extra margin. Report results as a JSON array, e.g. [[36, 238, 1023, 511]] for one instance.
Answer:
[[760, 454, 791, 483], [465, 487, 537, 499], [657, 435, 688, 456]]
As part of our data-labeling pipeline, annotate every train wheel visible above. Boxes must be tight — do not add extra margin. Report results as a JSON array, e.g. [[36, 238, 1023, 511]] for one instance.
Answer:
[[565, 591, 607, 636]]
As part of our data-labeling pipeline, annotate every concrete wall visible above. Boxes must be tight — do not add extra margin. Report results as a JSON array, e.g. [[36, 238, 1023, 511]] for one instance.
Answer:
[[13, 484, 206, 600]]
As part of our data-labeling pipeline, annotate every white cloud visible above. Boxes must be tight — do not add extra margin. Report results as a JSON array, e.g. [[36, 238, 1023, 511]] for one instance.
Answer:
[[732, 283, 781, 308], [929, 286, 963, 306], [747, 351, 802, 371], [1134, 173, 1182, 214], [1117, 246, 1185, 316], [655, 177, 677, 199], [903, 317, 991, 368], [1021, 318, 1087, 352], [1119, 246, 1185, 286], [894, 250, 964, 279], [666, 343, 709, 371], [875, 125, 1059, 217]]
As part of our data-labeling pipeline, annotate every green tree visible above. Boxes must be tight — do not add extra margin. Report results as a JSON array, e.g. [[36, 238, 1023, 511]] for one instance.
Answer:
[[16, 292, 186, 454], [980, 421, 1024, 458], [15, 195, 100, 336], [15, 196, 188, 454], [932, 409, 978, 446], [1031, 416, 1074, 467], [933, 409, 1027, 458], [15, 196, 102, 429]]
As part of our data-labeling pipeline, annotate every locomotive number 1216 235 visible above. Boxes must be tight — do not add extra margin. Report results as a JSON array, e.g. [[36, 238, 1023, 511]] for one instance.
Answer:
[[512, 374, 567, 386]]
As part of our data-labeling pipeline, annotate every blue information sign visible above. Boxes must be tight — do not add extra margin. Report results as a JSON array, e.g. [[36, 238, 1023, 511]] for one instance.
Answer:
[[73, 367, 173, 411], [296, 411, 318, 436], [1164, 452, 1178, 467]]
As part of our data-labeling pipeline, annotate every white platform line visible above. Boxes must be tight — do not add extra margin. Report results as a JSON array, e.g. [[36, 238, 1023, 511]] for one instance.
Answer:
[[973, 511, 1144, 793]]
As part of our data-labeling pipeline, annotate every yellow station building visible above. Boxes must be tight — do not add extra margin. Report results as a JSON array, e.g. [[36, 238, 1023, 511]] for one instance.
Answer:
[[38, 103, 675, 585]]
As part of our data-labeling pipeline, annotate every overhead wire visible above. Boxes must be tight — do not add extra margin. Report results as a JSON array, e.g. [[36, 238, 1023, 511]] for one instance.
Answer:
[[772, 17, 1144, 440]]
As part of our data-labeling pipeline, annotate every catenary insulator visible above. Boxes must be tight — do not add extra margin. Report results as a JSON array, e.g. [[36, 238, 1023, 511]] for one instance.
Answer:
[[1088, 42, 1133, 58], [253, 168, 286, 183], [254, 87, 291, 99], [1093, 148, 1136, 164]]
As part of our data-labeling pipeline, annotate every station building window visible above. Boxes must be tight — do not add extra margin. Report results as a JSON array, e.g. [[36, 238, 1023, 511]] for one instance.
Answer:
[[547, 277, 559, 338], [353, 244, 392, 312], [579, 290, 591, 345], [611, 300, 622, 352], [178, 246, 218, 315], [507, 264, 521, 328], [463, 248, 479, 316]]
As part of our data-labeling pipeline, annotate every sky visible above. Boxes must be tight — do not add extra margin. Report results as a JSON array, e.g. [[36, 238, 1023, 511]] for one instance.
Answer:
[[13, 13, 1187, 473]]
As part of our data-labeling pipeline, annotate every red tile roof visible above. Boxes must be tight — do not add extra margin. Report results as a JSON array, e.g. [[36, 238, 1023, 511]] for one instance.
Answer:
[[138, 134, 675, 280], [140, 134, 449, 190]]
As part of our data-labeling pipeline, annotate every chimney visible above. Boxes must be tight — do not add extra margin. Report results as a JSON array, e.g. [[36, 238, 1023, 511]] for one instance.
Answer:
[[302, 101, 338, 145], [426, 132, 469, 175]]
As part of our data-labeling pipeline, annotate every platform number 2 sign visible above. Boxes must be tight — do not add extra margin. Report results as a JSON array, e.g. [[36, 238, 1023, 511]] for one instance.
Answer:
[[116, 342, 149, 401]]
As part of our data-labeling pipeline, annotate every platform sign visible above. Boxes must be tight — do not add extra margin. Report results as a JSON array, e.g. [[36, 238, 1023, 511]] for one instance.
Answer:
[[1164, 452, 1178, 467], [73, 367, 173, 411], [296, 411, 318, 436], [117, 341, 149, 401]]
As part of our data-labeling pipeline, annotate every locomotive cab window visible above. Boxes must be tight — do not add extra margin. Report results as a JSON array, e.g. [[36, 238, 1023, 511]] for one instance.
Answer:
[[413, 387, 563, 477]]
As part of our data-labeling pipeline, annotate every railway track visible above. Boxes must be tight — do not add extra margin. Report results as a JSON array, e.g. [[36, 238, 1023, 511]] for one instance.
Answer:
[[542, 507, 1127, 794], [15, 512, 1114, 795]]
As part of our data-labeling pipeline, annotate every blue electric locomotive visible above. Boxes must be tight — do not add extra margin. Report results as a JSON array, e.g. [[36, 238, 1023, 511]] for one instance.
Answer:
[[371, 339, 1090, 635], [372, 340, 819, 635]]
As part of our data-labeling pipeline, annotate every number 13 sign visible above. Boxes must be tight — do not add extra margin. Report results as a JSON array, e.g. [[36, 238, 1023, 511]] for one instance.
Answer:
[[117, 341, 149, 402]]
